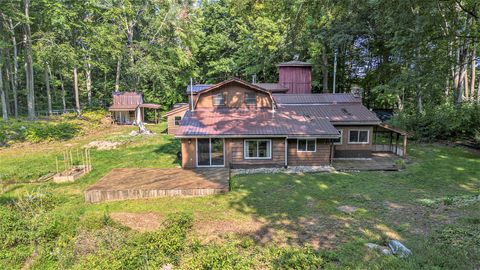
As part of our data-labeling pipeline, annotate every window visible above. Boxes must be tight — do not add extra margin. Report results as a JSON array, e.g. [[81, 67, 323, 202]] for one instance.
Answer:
[[244, 140, 271, 159], [348, 130, 369, 144], [333, 130, 343, 145], [245, 93, 256, 105], [213, 93, 225, 106], [297, 139, 316, 152], [174, 116, 182, 126]]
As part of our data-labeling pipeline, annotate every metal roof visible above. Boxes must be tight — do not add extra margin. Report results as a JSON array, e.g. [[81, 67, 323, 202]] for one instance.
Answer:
[[185, 84, 213, 94], [279, 104, 380, 123], [276, 60, 313, 67], [273, 93, 362, 104], [176, 108, 340, 138], [253, 83, 289, 93]]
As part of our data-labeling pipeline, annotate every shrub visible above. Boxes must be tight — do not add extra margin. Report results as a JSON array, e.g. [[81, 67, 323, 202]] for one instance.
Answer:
[[269, 246, 324, 269], [390, 103, 480, 141]]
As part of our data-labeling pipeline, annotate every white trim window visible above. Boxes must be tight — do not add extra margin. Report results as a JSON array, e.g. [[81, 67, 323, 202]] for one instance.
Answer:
[[244, 139, 272, 159], [297, 139, 316, 152], [213, 93, 225, 106], [348, 130, 369, 144], [174, 116, 182, 126], [245, 93, 256, 105], [333, 130, 343, 145]]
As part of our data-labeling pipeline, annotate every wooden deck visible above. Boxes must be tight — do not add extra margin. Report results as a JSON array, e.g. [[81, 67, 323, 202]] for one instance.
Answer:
[[333, 152, 400, 171], [85, 168, 230, 203]]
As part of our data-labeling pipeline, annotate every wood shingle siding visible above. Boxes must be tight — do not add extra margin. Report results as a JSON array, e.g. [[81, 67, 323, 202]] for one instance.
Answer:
[[287, 139, 331, 166], [333, 125, 373, 158], [195, 83, 272, 109], [166, 108, 187, 135], [227, 138, 285, 168]]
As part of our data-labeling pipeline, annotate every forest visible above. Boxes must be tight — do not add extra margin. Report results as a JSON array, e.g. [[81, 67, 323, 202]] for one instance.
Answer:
[[0, 0, 479, 141]]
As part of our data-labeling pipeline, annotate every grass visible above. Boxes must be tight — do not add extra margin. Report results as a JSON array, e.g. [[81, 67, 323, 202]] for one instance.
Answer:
[[0, 124, 479, 269]]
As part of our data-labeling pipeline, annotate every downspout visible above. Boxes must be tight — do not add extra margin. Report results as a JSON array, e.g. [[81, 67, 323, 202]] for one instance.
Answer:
[[329, 140, 334, 166], [190, 77, 194, 112]]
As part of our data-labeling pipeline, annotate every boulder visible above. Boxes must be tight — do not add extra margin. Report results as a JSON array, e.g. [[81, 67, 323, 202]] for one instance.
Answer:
[[337, 205, 358, 214], [388, 240, 412, 258], [366, 243, 392, 255]]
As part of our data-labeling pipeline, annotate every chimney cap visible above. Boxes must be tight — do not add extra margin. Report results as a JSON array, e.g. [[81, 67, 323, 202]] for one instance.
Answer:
[[277, 60, 313, 67]]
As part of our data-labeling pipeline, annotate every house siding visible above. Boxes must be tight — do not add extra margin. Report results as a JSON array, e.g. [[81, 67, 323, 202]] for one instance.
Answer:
[[287, 139, 331, 166], [196, 84, 272, 109], [227, 138, 285, 168], [167, 108, 188, 135], [333, 125, 374, 158]]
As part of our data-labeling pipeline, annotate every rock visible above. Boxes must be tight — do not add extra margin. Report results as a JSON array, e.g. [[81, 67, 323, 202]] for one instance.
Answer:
[[161, 264, 173, 270], [388, 240, 412, 258], [366, 243, 392, 255], [337, 205, 358, 214]]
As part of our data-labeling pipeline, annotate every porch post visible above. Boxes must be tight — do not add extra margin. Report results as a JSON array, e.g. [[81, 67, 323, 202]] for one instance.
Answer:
[[284, 138, 288, 168], [403, 135, 407, 157], [395, 133, 400, 155]]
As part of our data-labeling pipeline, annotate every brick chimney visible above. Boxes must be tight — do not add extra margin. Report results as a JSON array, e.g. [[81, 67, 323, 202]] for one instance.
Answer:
[[277, 60, 312, 94]]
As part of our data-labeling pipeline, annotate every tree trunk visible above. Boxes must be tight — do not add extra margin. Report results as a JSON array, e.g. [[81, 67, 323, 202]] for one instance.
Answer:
[[322, 45, 328, 92], [59, 73, 66, 112], [3, 56, 11, 115], [7, 18, 18, 118], [73, 67, 81, 115], [471, 42, 476, 99], [44, 65, 52, 115], [24, 0, 35, 119], [115, 55, 122, 92], [85, 59, 92, 106], [0, 63, 7, 120]]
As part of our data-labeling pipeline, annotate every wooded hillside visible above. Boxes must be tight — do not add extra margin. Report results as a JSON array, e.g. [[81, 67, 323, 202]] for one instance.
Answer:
[[0, 0, 479, 123]]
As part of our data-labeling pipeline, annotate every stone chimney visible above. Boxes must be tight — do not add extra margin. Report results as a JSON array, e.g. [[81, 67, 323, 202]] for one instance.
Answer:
[[277, 60, 312, 94]]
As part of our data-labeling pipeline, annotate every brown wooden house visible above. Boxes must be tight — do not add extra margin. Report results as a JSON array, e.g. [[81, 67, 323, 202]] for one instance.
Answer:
[[173, 61, 407, 168]]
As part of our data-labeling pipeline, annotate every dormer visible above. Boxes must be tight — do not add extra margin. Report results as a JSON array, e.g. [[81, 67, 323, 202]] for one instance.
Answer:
[[193, 78, 274, 110]]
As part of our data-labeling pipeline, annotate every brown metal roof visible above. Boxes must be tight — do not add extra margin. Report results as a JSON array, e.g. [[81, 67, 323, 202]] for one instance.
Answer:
[[176, 109, 340, 138], [253, 83, 289, 93], [279, 104, 380, 124], [273, 93, 361, 104], [108, 104, 138, 111], [109, 92, 143, 111], [140, 103, 161, 109], [276, 60, 313, 67]]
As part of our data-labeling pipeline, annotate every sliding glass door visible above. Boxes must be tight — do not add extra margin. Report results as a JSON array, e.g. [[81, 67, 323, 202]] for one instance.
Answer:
[[196, 138, 224, 167]]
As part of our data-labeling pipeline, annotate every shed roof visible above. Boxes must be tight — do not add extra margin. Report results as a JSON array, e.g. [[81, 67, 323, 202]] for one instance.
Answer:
[[276, 60, 313, 67], [176, 109, 340, 138]]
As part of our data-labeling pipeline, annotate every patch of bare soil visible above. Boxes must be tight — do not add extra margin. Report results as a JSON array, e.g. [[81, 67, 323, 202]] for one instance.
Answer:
[[193, 217, 343, 250], [193, 219, 265, 243], [382, 200, 473, 236], [21, 248, 38, 270], [84, 140, 124, 150], [110, 212, 163, 232]]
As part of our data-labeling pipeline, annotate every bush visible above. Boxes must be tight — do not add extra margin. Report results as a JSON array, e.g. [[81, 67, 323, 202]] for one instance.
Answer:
[[390, 103, 480, 141]]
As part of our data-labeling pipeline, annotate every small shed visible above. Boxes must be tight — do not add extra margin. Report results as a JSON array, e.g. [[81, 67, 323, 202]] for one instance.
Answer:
[[164, 103, 189, 135], [277, 60, 313, 94], [108, 92, 160, 125]]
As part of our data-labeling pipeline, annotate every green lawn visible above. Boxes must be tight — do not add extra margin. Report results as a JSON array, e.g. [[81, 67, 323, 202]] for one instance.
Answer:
[[1, 125, 479, 269]]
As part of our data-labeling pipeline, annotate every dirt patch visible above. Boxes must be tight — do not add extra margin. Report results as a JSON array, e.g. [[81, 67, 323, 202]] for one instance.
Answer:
[[110, 212, 163, 232], [193, 217, 343, 250], [193, 219, 264, 242], [84, 141, 124, 150]]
